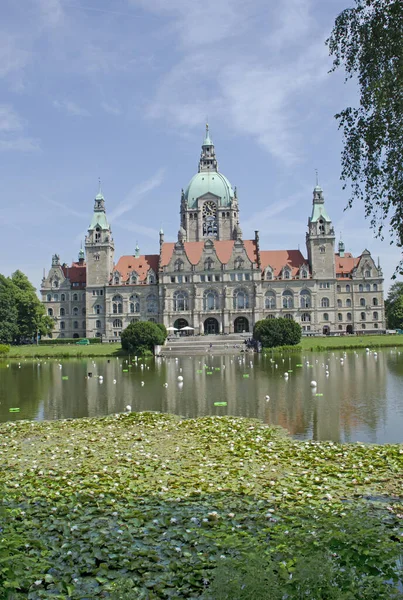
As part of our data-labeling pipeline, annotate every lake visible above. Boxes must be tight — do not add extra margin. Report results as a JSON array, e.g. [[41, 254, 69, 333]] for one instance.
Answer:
[[1, 348, 403, 443]]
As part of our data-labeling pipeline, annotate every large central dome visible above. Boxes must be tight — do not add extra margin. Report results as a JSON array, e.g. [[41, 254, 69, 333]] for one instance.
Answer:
[[185, 171, 235, 208]]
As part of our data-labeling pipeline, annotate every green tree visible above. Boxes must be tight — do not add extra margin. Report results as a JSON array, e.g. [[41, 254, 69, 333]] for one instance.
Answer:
[[0, 275, 19, 344], [385, 281, 403, 329], [327, 0, 403, 275], [253, 317, 301, 348], [121, 321, 167, 355]]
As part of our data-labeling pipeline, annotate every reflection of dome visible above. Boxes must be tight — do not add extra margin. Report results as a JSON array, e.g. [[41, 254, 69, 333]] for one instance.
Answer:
[[185, 171, 235, 209]]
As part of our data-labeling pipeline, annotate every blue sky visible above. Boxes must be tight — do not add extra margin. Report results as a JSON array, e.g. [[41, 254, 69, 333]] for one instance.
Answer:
[[0, 0, 401, 294]]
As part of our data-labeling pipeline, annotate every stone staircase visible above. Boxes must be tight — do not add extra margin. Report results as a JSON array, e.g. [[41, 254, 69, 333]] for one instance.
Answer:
[[159, 333, 250, 356]]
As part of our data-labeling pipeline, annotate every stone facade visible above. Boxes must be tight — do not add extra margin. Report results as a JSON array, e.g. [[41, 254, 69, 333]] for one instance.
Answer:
[[41, 127, 385, 339]]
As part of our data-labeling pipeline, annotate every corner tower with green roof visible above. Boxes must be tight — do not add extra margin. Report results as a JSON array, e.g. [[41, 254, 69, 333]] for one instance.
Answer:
[[85, 185, 115, 287], [180, 125, 240, 242], [306, 184, 336, 279]]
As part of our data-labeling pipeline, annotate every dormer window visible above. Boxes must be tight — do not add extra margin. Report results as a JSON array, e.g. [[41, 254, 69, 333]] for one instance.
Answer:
[[131, 274, 137, 284], [365, 269, 371, 278], [148, 273, 156, 284], [283, 268, 291, 280]]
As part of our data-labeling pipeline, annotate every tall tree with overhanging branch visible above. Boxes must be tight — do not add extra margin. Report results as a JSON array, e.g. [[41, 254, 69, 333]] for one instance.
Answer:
[[327, 0, 403, 275]]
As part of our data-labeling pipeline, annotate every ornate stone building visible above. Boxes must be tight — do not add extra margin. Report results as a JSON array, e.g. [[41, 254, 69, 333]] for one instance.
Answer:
[[41, 126, 385, 340]]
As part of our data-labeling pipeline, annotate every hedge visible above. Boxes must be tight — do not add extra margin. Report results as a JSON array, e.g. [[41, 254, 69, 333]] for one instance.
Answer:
[[0, 344, 10, 355], [38, 338, 101, 346]]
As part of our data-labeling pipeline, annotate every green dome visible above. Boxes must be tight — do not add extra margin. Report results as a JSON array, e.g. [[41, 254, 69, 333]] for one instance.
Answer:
[[185, 172, 235, 208]]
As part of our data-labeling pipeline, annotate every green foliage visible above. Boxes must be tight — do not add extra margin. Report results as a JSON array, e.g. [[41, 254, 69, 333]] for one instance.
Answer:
[[0, 344, 10, 355], [254, 317, 301, 348], [386, 282, 403, 329], [1, 414, 402, 598], [327, 0, 403, 275], [121, 321, 167, 355], [0, 270, 54, 344], [156, 322, 167, 338]]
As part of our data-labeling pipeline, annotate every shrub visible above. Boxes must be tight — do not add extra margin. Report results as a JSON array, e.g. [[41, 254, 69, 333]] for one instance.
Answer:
[[121, 321, 167, 355], [156, 323, 167, 338], [0, 344, 10, 355], [38, 338, 101, 345], [254, 317, 301, 348]]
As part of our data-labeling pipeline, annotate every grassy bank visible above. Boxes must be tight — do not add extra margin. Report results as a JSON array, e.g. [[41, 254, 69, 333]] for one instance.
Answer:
[[300, 333, 403, 351], [4, 342, 123, 359], [1, 413, 402, 598]]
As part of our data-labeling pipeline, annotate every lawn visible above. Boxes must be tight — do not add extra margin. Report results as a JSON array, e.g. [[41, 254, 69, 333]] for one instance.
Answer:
[[6, 342, 123, 359], [1, 413, 402, 598], [300, 333, 403, 351]]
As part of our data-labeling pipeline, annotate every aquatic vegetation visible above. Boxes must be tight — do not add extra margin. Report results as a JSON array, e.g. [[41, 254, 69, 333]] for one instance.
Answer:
[[0, 413, 402, 598]]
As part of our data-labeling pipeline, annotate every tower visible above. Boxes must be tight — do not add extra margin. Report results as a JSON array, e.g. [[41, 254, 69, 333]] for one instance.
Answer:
[[180, 125, 240, 242], [85, 185, 115, 287], [306, 184, 336, 278]]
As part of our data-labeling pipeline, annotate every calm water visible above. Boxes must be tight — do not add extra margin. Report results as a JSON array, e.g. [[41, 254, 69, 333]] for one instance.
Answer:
[[1, 349, 403, 444]]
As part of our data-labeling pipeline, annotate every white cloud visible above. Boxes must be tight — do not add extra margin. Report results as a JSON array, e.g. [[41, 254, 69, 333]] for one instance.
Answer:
[[0, 138, 40, 152], [0, 105, 23, 132], [53, 99, 90, 116], [38, 0, 64, 28], [114, 221, 159, 240], [109, 168, 166, 221], [101, 101, 121, 116], [0, 105, 40, 152]]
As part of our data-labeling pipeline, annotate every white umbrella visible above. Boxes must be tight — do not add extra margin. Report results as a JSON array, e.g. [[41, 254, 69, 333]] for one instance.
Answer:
[[180, 326, 195, 330], [167, 326, 178, 331]]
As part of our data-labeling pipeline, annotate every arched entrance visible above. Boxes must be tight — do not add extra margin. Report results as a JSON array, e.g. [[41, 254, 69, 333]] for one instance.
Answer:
[[204, 317, 219, 334], [174, 318, 188, 330], [323, 326, 330, 335], [73, 333, 80, 339], [346, 324, 353, 334], [234, 316, 249, 333]]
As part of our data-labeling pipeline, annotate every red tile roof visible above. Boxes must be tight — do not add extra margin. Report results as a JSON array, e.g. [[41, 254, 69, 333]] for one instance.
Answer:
[[259, 250, 307, 277], [335, 253, 360, 276], [114, 254, 159, 283], [160, 240, 258, 267], [62, 262, 86, 286]]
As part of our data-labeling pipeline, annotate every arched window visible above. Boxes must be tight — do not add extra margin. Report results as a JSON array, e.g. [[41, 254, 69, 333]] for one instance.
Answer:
[[373, 311, 378, 320], [337, 285, 341, 292], [265, 291, 276, 309], [362, 323, 366, 329], [53, 279, 59, 289], [60, 321, 65, 330], [47, 294, 51, 301], [284, 313, 293, 320], [319, 218, 325, 234], [130, 318, 139, 324], [174, 259, 184, 272], [113, 319, 122, 328], [112, 295, 123, 314], [73, 293, 78, 301], [266, 269, 273, 280], [54, 293, 59, 301], [346, 298, 352, 308], [131, 273, 137, 284], [73, 307, 79, 316], [204, 289, 219, 311], [129, 294, 140, 313], [323, 313, 329, 321], [148, 274, 156, 284], [300, 290, 311, 308], [337, 299, 342, 308], [147, 294, 158, 313], [95, 227, 101, 242], [94, 304, 102, 314], [361, 312, 366, 321], [373, 284, 378, 291], [266, 314, 275, 320], [233, 289, 249, 310], [204, 257, 214, 271], [114, 275, 120, 285], [346, 284, 351, 293], [360, 298, 365, 307], [82, 321, 86, 329], [282, 290, 293, 309], [373, 297, 378, 306], [173, 290, 189, 312], [96, 320, 101, 329], [320, 246, 325, 254], [321, 297, 329, 308], [73, 321, 78, 329], [301, 313, 311, 322], [283, 268, 291, 280], [61, 294, 65, 302], [300, 269, 308, 279], [359, 284, 363, 292], [347, 312, 352, 321], [60, 307, 65, 316], [338, 313, 343, 321], [365, 284, 370, 292], [365, 269, 371, 278], [234, 257, 244, 270], [48, 308, 53, 316], [82, 307, 86, 315]]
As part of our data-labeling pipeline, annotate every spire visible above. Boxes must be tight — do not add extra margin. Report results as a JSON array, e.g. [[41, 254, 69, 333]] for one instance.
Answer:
[[135, 242, 140, 258], [310, 181, 331, 222], [338, 234, 345, 258], [78, 242, 85, 263], [199, 124, 218, 173]]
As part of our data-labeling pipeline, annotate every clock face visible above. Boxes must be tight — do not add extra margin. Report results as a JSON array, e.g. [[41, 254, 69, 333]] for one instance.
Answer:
[[203, 200, 217, 218]]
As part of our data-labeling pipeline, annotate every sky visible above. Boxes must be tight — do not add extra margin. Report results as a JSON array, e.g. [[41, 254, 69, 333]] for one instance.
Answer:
[[0, 0, 401, 294]]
